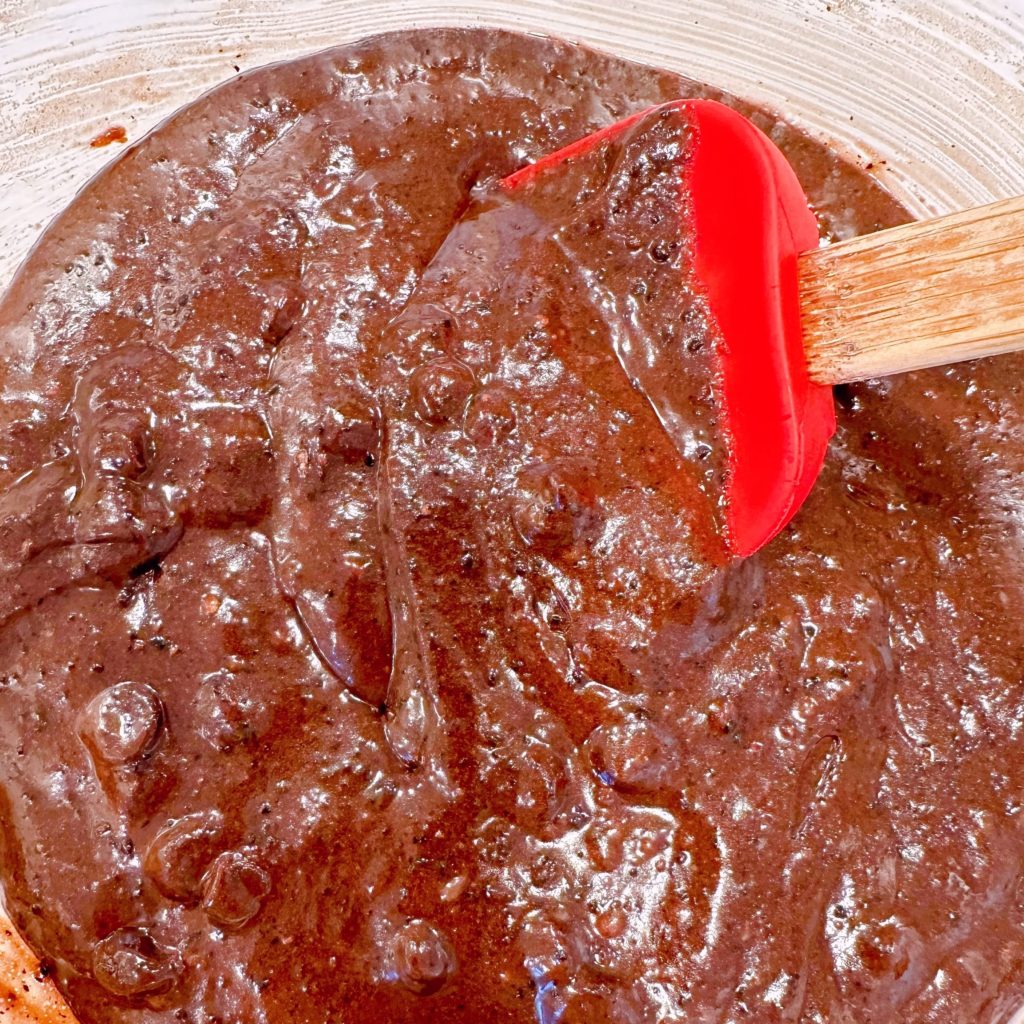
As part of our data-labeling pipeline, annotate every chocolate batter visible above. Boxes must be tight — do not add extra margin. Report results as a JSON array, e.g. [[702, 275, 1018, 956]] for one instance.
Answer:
[[1, 27, 1022, 1024]]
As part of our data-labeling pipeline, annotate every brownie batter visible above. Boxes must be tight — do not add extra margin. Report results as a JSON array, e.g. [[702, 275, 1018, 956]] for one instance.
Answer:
[[1, 27, 1023, 1024]]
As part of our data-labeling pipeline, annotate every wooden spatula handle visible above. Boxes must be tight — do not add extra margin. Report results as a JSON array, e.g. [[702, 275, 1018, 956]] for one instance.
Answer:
[[799, 194, 1024, 384]]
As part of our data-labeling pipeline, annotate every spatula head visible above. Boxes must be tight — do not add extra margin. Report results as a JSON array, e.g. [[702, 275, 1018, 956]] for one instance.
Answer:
[[504, 99, 834, 557]]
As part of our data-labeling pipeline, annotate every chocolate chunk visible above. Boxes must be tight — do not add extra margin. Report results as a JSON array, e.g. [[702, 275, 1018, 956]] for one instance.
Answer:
[[144, 811, 226, 904], [389, 920, 457, 995], [91, 927, 182, 999]]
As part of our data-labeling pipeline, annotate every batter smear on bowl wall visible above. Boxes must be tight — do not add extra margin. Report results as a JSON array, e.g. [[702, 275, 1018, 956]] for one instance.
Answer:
[[0, 27, 1022, 1024]]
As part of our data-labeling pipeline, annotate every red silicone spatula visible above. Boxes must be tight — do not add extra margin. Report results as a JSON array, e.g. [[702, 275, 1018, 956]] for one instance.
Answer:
[[504, 99, 1024, 557]]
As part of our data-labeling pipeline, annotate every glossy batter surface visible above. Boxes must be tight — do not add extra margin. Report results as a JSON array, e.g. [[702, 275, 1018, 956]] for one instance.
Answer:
[[1, 27, 1023, 1024]]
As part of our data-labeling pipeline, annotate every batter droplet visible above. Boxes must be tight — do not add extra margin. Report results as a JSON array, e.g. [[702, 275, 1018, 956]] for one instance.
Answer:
[[91, 927, 182, 999], [513, 462, 597, 556], [144, 810, 226, 903], [464, 384, 517, 446], [79, 681, 165, 767], [409, 358, 476, 424], [391, 919, 456, 995], [201, 850, 271, 928], [195, 671, 263, 752], [584, 716, 676, 794], [594, 904, 628, 939]]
